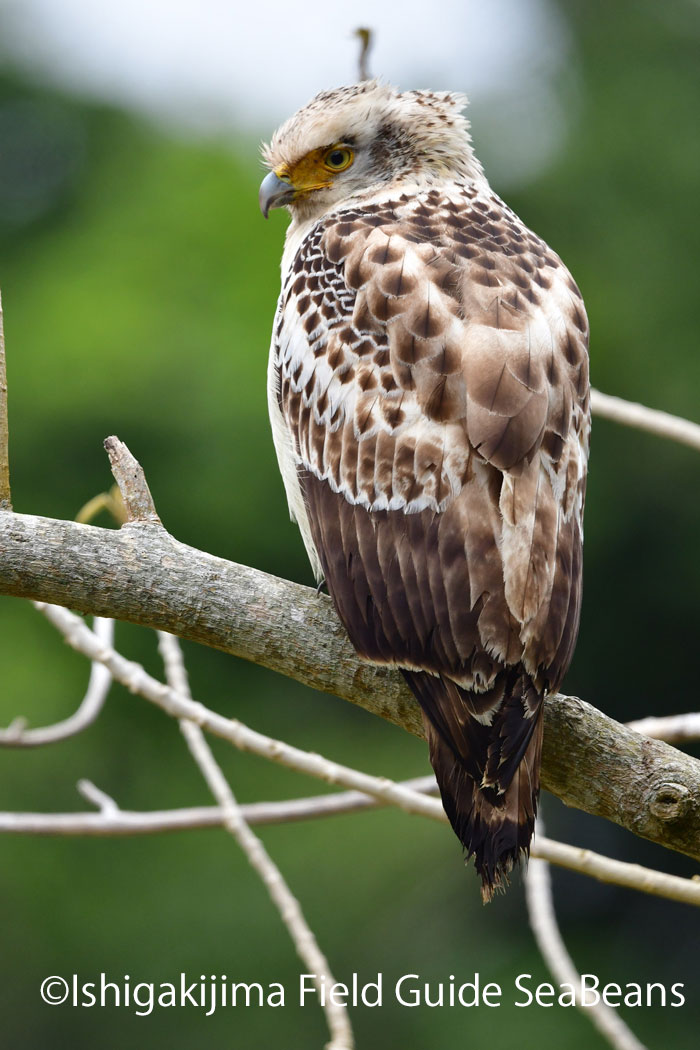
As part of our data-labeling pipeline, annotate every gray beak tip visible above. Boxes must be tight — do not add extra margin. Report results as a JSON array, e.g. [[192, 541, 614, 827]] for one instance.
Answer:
[[259, 170, 294, 217]]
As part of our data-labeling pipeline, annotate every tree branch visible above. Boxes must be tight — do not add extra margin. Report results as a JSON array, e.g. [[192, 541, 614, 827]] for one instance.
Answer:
[[0, 780, 440, 836], [2, 510, 700, 863], [3, 777, 700, 905], [103, 436, 160, 524], [590, 388, 700, 452], [354, 28, 373, 81], [0, 290, 10, 510], [0, 617, 114, 747], [159, 630, 354, 1050], [626, 712, 700, 744], [525, 821, 648, 1050]]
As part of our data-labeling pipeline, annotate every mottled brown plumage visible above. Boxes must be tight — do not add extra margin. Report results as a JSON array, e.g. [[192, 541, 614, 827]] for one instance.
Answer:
[[261, 80, 590, 900]]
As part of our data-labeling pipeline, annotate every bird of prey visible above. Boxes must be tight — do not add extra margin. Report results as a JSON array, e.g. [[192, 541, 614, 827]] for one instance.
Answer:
[[260, 80, 590, 900]]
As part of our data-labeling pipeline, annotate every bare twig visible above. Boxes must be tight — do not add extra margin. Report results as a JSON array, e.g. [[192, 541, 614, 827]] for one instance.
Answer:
[[0, 289, 10, 510], [23, 602, 700, 907], [103, 436, 160, 524], [78, 778, 120, 814], [590, 388, 700, 452], [0, 777, 439, 836], [0, 617, 114, 747], [354, 28, 372, 80], [158, 631, 354, 1050], [1, 783, 698, 906], [0, 483, 123, 747], [75, 485, 127, 526], [0, 804, 227, 835], [626, 711, 700, 744], [526, 821, 648, 1050], [156, 629, 192, 701], [185, 718, 355, 1050], [531, 835, 700, 907]]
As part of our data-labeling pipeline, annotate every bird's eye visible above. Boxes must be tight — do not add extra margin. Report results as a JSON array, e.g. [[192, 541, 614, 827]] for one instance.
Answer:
[[323, 146, 354, 172]]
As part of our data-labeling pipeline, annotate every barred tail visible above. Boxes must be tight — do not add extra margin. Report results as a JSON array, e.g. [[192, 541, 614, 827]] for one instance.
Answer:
[[402, 668, 544, 902]]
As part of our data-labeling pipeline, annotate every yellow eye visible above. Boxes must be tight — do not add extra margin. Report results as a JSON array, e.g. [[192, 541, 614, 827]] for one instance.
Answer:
[[323, 146, 354, 172]]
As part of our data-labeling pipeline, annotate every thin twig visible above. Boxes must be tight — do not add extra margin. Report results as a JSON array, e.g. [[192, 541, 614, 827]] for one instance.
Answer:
[[0, 289, 10, 510], [0, 484, 127, 747], [531, 836, 700, 907], [0, 617, 114, 747], [78, 778, 120, 814], [590, 388, 700, 452], [75, 485, 127, 526], [526, 820, 648, 1050], [0, 777, 439, 836], [626, 711, 700, 744], [1, 789, 697, 905], [354, 28, 372, 80], [157, 631, 354, 1050], [183, 719, 355, 1050], [26, 601, 700, 906], [0, 484, 123, 747], [0, 805, 227, 835]]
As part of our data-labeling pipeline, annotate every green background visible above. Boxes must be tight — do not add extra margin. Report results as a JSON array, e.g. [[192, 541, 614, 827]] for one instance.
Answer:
[[1, 1, 699, 1046]]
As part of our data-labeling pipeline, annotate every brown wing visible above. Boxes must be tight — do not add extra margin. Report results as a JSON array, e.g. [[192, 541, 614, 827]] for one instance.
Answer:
[[273, 186, 590, 897]]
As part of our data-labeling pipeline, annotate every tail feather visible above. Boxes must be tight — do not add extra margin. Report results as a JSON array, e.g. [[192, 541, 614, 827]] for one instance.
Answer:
[[402, 668, 544, 902]]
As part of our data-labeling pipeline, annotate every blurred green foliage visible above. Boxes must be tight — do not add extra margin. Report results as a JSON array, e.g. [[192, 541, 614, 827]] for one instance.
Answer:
[[1, 2, 699, 1047]]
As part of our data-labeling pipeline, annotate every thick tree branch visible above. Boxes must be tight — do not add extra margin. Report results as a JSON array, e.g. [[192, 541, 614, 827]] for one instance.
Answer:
[[2, 510, 700, 864]]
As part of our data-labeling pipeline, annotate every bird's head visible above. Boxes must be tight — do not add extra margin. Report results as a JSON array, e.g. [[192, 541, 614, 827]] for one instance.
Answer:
[[260, 79, 483, 224]]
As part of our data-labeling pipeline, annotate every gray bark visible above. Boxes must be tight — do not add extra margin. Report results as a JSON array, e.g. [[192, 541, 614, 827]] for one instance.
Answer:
[[1, 509, 699, 863], [0, 295, 10, 511]]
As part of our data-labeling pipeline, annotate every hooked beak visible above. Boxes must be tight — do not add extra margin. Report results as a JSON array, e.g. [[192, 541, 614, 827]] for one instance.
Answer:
[[259, 171, 295, 218]]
